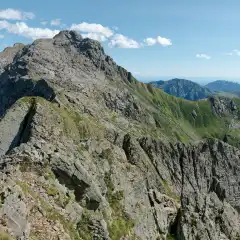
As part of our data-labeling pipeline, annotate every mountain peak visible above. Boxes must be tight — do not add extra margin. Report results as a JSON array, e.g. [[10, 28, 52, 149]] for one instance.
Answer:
[[0, 43, 25, 73], [150, 78, 211, 100], [206, 80, 240, 94], [53, 30, 105, 55], [0, 29, 132, 116], [53, 30, 83, 43]]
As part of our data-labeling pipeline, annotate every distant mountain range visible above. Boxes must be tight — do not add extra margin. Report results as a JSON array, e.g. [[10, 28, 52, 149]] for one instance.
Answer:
[[150, 78, 211, 100], [206, 80, 240, 94], [150, 78, 240, 100]]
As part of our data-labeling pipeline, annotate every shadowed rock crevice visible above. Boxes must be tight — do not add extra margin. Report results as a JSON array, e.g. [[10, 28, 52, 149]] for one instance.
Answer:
[[209, 177, 226, 201], [7, 101, 36, 154], [138, 137, 164, 180], [52, 168, 90, 202], [3, 99, 37, 156], [122, 134, 139, 165], [169, 210, 180, 239], [208, 142, 226, 201], [146, 179, 163, 237], [0, 76, 56, 118], [51, 166, 101, 211]]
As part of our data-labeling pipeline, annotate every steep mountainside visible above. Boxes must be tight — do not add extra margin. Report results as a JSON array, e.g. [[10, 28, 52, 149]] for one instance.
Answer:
[[206, 80, 240, 93], [0, 43, 25, 73], [0, 31, 239, 240], [150, 78, 212, 100]]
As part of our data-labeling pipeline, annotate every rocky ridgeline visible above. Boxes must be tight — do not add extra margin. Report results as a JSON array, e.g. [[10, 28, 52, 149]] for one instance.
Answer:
[[0, 30, 135, 117], [209, 97, 238, 117], [0, 43, 25, 74], [0, 31, 239, 240]]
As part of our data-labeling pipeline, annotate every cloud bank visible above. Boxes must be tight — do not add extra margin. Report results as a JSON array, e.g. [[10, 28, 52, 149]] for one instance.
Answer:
[[144, 36, 172, 47], [196, 54, 211, 60], [0, 20, 59, 39], [0, 8, 173, 49], [0, 8, 34, 20], [109, 34, 141, 48], [226, 49, 240, 56]]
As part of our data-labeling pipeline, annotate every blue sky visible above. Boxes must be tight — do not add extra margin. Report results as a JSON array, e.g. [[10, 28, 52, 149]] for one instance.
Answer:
[[1, 0, 240, 83]]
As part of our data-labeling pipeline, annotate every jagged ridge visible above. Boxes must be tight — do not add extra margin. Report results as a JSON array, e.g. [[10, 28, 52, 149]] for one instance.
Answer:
[[0, 31, 239, 240]]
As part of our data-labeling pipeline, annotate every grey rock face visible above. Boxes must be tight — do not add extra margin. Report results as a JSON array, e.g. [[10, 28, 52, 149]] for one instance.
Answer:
[[0, 100, 32, 156], [0, 31, 239, 240], [0, 30, 133, 118], [210, 97, 238, 117], [137, 137, 240, 239], [0, 185, 30, 238], [0, 43, 24, 73]]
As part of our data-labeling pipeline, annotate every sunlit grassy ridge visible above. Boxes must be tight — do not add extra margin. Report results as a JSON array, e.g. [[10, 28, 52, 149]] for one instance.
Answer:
[[127, 80, 240, 146], [17, 75, 240, 148]]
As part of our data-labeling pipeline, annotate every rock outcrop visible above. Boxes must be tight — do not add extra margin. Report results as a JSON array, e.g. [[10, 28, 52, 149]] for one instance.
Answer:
[[0, 31, 239, 240], [210, 97, 238, 117], [0, 43, 24, 73]]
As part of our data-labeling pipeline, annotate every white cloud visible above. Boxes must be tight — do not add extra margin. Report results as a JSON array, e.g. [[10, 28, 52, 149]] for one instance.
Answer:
[[0, 20, 59, 39], [0, 17, 172, 51], [232, 49, 240, 56], [144, 36, 172, 47], [156, 36, 172, 46], [226, 49, 240, 56], [70, 22, 144, 47], [70, 22, 113, 38], [70, 21, 173, 49], [81, 32, 107, 42], [196, 54, 211, 60], [0, 8, 34, 20], [109, 34, 141, 48], [144, 38, 156, 46], [0, 34, 4, 38], [40, 21, 48, 26], [51, 19, 61, 26]]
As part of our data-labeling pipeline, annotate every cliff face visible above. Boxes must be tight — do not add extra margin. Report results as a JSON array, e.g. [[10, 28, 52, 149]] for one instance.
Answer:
[[0, 31, 239, 240]]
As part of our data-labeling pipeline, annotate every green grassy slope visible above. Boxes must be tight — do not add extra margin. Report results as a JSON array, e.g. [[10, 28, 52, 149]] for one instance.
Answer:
[[126, 80, 240, 146], [16, 76, 240, 149]]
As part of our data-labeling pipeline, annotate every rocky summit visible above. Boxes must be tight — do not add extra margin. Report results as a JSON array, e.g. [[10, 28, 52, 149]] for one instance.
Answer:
[[0, 30, 239, 240]]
